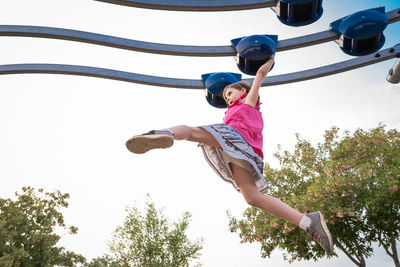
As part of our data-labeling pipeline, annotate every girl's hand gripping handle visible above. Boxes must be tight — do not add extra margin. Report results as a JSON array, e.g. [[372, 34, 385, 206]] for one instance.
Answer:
[[244, 56, 275, 107]]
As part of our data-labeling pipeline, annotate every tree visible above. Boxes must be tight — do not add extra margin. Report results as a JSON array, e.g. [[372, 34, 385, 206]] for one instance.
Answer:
[[0, 186, 85, 266], [106, 196, 203, 267], [84, 255, 119, 267], [228, 124, 400, 267]]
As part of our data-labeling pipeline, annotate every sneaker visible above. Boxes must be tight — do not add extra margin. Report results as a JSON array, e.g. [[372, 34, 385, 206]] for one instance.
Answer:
[[306, 211, 334, 254], [126, 130, 174, 154]]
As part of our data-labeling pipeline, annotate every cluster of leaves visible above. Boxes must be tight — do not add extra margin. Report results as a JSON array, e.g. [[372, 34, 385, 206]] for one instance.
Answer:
[[84, 254, 120, 267], [228, 124, 400, 266], [0, 186, 85, 266], [0, 187, 203, 267], [89, 196, 203, 267]]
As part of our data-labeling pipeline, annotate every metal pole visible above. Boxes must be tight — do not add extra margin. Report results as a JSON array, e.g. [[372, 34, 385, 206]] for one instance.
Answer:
[[0, 8, 398, 56], [1, 44, 398, 88], [93, 0, 276, 11], [387, 57, 400, 84]]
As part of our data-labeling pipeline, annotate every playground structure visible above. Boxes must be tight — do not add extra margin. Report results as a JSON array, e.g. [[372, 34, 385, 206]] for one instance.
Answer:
[[0, 1, 399, 107], [388, 57, 400, 83]]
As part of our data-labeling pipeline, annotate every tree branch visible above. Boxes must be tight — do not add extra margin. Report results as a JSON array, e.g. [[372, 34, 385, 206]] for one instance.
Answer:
[[360, 255, 366, 267], [391, 241, 400, 267], [379, 236, 394, 259], [333, 237, 361, 267], [383, 244, 394, 258]]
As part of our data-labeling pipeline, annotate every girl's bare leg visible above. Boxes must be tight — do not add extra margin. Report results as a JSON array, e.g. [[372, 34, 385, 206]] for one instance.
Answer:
[[230, 163, 303, 226], [170, 126, 299, 225], [230, 163, 334, 253], [170, 125, 221, 149], [128, 126, 333, 252], [126, 125, 220, 154]]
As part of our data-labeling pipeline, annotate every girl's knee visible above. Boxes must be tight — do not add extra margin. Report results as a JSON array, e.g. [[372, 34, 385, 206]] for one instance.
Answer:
[[171, 125, 192, 140], [242, 191, 262, 207], [188, 127, 220, 148]]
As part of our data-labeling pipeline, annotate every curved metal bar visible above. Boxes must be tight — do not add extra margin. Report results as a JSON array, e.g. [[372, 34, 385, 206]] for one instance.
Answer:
[[1, 45, 398, 88], [0, 25, 233, 57], [276, 30, 338, 52], [256, 44, 400, 86], [0, 64, 204, 89], [387, 8, 400, 24], [93, 0, 276, 11], [0, 9, 398, 56]]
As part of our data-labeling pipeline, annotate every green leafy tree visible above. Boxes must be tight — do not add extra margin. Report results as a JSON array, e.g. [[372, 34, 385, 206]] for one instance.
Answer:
[[0, 186, 85, 266], [84, 255, 119, 267], [228, 125, 400, 267], [107, 196, 203, 267]]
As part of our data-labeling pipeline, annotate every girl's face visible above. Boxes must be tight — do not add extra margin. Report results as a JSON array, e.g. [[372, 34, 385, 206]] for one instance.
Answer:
[[224, 87, 246, 106]]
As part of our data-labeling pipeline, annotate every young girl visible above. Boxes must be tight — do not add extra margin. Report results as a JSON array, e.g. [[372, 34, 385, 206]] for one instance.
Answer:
[[126, 56, 333, 254]]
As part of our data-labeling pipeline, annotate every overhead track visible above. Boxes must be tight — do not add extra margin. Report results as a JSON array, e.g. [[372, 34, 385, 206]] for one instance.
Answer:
[[93, 0, 276, 11], [0, 9, 398, 57], [1, 44, 398, 88]]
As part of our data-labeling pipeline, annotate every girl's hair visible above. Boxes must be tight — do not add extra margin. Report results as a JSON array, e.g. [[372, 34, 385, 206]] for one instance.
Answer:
[[223, 81, 251, 102]]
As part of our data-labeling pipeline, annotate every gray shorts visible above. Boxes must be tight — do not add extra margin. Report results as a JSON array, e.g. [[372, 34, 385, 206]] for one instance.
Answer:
[[199, 124, 268, 193]]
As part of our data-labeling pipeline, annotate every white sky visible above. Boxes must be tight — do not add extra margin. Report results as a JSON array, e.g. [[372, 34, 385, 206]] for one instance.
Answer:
[[0, 0, 399, 266]]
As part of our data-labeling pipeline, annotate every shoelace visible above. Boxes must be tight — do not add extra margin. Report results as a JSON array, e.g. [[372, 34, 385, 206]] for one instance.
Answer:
[[312, 232, 321, 241], [307, 228, 322, 243]]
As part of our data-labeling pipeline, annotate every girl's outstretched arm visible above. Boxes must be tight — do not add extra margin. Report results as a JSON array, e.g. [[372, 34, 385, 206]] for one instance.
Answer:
[[244, 56, 275, 107]]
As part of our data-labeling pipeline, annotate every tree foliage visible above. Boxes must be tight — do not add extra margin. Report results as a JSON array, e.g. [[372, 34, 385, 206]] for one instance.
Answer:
[[84, 254, 119, 267], [105, 196, 203, 267], [0, 186, 85, 266], [228, 124, 400, 267]]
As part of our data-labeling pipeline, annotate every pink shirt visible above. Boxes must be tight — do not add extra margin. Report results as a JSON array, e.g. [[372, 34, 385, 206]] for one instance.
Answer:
[[223, 94, 264, 159]]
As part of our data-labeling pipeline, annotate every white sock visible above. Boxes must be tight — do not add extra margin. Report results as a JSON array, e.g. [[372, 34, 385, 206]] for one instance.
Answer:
[[161, 128, 174, 136], [299, 215, 312, 231]]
